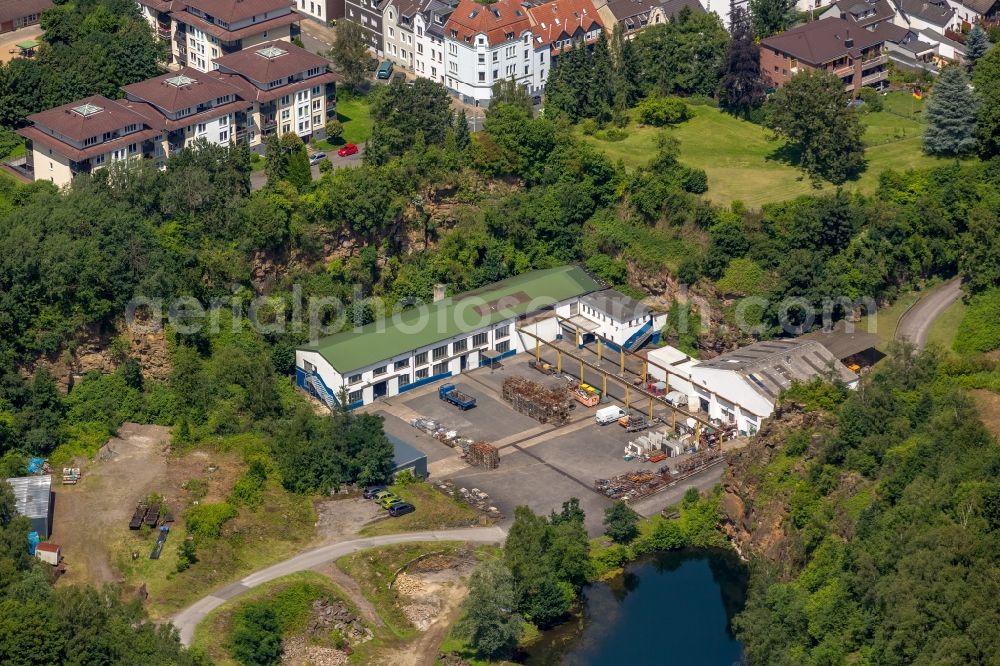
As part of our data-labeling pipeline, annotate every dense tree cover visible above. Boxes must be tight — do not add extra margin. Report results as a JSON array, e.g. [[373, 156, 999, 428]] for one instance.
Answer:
[[719, 5, 767, 118], [953, 288, 1000, 354], [230, 605, 283, 666], [749, 0, 797, 38], [456, 559, 523, 660], [603, 500, 640, 544], [973, 44, 1000, 157], [366, 78, 455, 164], [546, 10, 727, 122], [0, 0, 165, 128], [766, 70, 866, 184], [503, 501, 590, 627], [733, 348, 1000, 665], [923, 65, 978, 156]]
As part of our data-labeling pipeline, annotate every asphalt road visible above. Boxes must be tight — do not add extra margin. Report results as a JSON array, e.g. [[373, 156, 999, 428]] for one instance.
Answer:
[[249, 148, 364, 190], [171, 526, 505, 646], [895, 277, 962, 350]]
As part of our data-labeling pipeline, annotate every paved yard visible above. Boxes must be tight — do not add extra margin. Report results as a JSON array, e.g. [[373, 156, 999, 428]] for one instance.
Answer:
[[0, 25, 43, 65], [370, 355, 724, 536]]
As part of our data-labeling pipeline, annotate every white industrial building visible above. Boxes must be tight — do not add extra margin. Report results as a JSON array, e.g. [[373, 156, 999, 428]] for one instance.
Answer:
[[646, 339, 859, 436], [296, 265, 665, 408]]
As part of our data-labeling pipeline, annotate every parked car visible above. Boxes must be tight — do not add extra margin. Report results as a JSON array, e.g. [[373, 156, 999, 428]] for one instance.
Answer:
[[372, 489, 396, 503], [338, 143, 359, 157], [392, 72, 405, 84], [309, 152, 326, 166], [376, 60, 393, 79], [388, 502, 415, 517], [363, 485, 386, 499], [380, 495, 405, 509]]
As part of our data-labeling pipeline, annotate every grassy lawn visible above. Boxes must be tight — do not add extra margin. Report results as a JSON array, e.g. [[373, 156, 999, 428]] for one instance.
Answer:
[[114, 481, 318, 620], [190, 571, 366, 666], [579, 93, 959, 208], [334, 93, 373, 145], [925, 297, 968, 353], [439, 622, 541, 666], [359, 481, 486, 536]]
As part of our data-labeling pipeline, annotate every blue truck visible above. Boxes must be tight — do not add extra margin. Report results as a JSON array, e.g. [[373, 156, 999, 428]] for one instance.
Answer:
[[439, 383, 476, 410]]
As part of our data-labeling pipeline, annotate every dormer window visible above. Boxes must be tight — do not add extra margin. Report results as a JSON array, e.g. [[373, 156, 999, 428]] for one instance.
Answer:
[[124, 123, 138, 134]]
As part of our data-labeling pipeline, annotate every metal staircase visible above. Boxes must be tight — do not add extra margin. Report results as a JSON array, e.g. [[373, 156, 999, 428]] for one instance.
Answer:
[[305, 374, 337, 412], [625, 322, 654, 352]]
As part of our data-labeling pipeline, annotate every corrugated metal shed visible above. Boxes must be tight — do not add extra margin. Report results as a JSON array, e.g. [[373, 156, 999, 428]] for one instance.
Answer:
[[5, 475, 52, 538], [388, 435, 429, 479]]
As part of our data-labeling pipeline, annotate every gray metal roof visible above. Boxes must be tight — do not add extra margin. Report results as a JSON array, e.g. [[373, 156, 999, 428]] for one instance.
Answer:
[[799, 320, 882, 359], [580, 289, 650, 323], [5, 476, 51, 520], [699, 339, 858, 399], [388, 434, 428, 468]]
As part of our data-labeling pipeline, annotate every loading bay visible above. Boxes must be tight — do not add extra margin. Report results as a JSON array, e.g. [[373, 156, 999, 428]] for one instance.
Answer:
[[366, 354, 726, 536]]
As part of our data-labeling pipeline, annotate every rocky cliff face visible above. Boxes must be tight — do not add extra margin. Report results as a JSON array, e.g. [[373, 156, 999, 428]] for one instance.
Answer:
[[721, 403, 832, 563]]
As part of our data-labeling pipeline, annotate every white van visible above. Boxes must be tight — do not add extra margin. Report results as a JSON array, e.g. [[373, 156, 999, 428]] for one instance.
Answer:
[[596, 406, 627, 425]]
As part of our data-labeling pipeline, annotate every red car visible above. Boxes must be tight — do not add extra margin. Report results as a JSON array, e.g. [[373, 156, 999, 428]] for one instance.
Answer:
[[338, 143, 359, 157]]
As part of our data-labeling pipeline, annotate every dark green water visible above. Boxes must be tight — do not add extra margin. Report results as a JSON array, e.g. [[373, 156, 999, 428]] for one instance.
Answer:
[[525, 549, 748, 666]]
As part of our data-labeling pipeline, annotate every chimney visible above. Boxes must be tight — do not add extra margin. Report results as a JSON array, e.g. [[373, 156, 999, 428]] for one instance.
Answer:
[[845, 30, 853, 48], [433, 284, 447, 303]]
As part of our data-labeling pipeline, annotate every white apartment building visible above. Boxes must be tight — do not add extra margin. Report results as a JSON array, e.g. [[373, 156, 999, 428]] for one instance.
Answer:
[[443, 0, 546, 105], [414, 0, 456, 83], [136, 0, 301, 72]]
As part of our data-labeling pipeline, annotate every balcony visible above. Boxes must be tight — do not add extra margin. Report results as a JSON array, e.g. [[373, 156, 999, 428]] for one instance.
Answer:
[[861, 54, 888, 67], [833, 63, 854, 77], [157, 26, 171, 40], [861, 69, 888, 85], [262, 118, 277, 131]]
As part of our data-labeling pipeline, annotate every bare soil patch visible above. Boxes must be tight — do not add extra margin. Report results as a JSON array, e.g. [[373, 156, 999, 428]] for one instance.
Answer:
[[314, 495, 382, 541], [48, 423, 244, 590]]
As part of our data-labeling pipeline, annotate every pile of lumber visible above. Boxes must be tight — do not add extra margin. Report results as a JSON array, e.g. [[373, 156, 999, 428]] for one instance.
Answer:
[[501, 376, 572, 425]]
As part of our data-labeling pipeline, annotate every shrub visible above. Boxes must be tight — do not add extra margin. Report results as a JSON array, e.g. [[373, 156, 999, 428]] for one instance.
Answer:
[[175, 536, 198, 573], [580, 118, 599, 136], [185, 502, 238, 541], [637, 96, 691, 126], [634, 518, 685, 554], [590, 543, 630, 577], [682, 167, 709, 194], [230, 605, 282, 666], [324, 119, 344, 140], [954, 289, 1000, 354], [603, 500, 640, 544], [599, 128, 629, 142], [857, 87, 883, 113], [230, 459, 268, 507]]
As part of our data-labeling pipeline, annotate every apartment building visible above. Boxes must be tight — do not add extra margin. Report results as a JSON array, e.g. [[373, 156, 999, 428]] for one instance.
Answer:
[[293, 0, 344, 24], [15, 41, 335, 186], [16, 96, 163, 186], [0, 0, 52, 33], [344, 0, 384, 53], [595, 0, 705, 36], [137, 0, 302, 71], [122, 67, 251, 166], [214, 40, 337, 143], [414, 0, 457, 83], [525, 0, 602, 89], [381, 0, 420, 69], [760, 18, 889, 94], [443, 0, 545, 105]]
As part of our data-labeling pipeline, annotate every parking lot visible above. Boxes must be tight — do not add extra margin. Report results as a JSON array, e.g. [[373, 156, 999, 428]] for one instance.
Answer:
[[369, 354, 726, 535]]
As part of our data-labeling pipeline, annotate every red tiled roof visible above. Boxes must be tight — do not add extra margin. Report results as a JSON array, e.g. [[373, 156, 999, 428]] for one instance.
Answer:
[[444, 0, 532, 47], [526, 0, 603, 50], [170, 8, 301, 42], [35, 543, 60, 553], [761, 17, 884, 65], [24, 95, 155, 142], [122, 67, 244, 113], [213, 40, 329, 85]]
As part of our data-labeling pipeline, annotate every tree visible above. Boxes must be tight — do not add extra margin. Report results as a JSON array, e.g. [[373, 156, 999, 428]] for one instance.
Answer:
[[973, 45, 1000, 157], [490, 78, 533, 115], [603, 500, 640, 544], [329, 21, 372, 90], [750, 0, 795, 38], [324, 119, 344, 142], [765, 70, 866, 184], [720, 4, 767, 117], [457, 559, 523, 660], [286, 141, 312, 191], [453, 110, 471, 149], [966, 23, 991, 72], [923, 65, 979, 156], [367, 78, 453, 158], [231, 605, 282, 666], [175, 537, 198, 573]]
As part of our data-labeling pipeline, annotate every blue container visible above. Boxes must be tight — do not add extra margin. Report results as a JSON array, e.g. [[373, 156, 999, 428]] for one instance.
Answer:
[[27, 531, 40, 556], [27, 458, 44, 474]]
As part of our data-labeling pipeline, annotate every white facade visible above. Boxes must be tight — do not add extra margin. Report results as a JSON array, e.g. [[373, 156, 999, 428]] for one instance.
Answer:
[[445, 30, 543, 105], [294, 0, 329, 23], [383, 2, 418, 69], [414, 12, 449, 83]]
